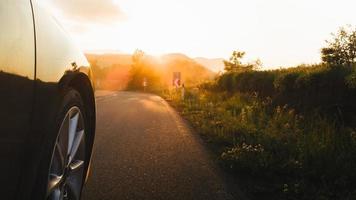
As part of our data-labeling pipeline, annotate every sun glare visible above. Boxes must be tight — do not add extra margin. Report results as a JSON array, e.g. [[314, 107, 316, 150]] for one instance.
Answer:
[[43, 0, 356, 68]]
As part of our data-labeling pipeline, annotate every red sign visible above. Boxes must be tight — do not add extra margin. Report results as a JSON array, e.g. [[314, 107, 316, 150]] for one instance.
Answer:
[[173, 72, 181, 87]]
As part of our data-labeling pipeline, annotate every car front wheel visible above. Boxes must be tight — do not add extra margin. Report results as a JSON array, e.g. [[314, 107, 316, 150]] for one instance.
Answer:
[[46, 89, 87, 200]]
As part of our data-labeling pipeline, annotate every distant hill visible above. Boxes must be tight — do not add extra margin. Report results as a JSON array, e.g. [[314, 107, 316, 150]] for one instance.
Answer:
[[86, 53, 132, 68], [85, 54, 132, 90], [85, 53, 215, 90], [194, 57, 225, 72]]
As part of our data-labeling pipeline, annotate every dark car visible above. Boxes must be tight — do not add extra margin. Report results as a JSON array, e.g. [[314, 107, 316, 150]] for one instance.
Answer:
[[0, 1, 96, 199]]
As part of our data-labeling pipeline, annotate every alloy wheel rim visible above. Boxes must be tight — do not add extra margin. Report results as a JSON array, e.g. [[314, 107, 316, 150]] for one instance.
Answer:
[[47, 107, 86, 200]]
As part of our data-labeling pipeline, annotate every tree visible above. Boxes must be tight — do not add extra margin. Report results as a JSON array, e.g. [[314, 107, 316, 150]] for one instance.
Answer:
[[127, 49, 161, 91], [127, 49, 146, 90], [132, 49, 145, 66], [321, 25, 356, 67], [223, 51, 245, 72], [224, 50, 261, 72]]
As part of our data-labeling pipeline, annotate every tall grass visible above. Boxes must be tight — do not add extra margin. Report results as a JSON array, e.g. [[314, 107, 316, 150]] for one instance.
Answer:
[[166, 65, 356, 199]]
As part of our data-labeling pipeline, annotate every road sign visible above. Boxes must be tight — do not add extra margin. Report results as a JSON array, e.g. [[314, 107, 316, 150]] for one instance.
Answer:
[[143, 77, 148, 92], [173, 72, 181, 87]]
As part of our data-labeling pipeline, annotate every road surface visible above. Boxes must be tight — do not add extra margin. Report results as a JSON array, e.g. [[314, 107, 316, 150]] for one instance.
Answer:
[[82, 91, 240, 200]]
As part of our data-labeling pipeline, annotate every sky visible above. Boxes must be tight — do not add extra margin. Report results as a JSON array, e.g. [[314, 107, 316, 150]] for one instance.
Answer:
[[39, 0, 356, 68]]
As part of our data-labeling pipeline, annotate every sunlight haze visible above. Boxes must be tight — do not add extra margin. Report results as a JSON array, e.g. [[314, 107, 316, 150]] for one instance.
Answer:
[[40, 0, 356, 68]]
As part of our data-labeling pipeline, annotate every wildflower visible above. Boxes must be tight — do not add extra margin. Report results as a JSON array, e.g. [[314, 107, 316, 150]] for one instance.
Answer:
[[350, 130, 356, 140], [283, 184, 289, 193]]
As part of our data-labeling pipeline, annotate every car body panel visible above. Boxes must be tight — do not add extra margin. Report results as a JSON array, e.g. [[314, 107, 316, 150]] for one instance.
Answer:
[[33, 2, 90, 83], [0, 0, 36, 198], [0, 1, 95, 199]]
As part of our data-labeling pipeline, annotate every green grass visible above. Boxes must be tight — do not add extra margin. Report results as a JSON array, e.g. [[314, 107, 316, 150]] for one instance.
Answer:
[[164, 89, 356, 200]]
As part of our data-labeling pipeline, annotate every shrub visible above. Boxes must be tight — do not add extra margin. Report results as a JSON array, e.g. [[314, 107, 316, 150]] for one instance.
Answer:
[[214, 65, 356, 125]]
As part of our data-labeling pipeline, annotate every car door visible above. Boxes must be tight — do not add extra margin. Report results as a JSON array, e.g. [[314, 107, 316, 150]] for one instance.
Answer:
[[0, 0, 35, 198]]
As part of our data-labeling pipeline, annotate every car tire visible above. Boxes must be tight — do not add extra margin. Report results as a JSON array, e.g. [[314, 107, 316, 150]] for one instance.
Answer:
[[35, 88, 89, 200]]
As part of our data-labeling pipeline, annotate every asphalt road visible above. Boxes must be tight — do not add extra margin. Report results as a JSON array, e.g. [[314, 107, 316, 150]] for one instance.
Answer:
[[82, 91, 239, 200]]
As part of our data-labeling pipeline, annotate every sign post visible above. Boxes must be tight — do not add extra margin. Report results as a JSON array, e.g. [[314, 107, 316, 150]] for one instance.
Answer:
[[143, 77, 147, 92]]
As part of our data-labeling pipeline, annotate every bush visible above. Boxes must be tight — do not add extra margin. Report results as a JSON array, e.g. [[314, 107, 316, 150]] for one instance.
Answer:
[[215, 65, 356, 125]]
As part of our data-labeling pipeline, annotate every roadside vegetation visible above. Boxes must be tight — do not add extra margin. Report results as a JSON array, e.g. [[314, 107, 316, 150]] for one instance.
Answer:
[[165, 26, 356, 200], [88, 50, 214, 91]]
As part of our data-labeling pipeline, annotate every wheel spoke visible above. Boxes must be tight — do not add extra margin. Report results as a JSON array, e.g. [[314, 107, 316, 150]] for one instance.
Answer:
[[47, 174, 63, 195], [69, 160, 84, 172], [66, 160, 84, 200], [68, 113, 79, 155], [54, 143, 66, 170], [57, 115, 69, 166], [49, 189, 61, 200], [68, 130, 84, 163], [48, 106, 86, 200], [66, 179, 81, 200]]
